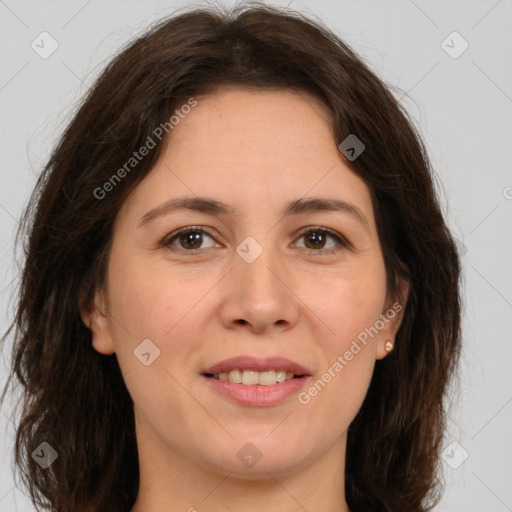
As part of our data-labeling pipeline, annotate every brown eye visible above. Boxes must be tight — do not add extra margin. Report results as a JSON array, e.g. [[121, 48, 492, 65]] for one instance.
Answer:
[[163, 228, 216, 251], [295, 227, 348, 255], [178, 231, 203, 250], [303, 230, 327, 250]]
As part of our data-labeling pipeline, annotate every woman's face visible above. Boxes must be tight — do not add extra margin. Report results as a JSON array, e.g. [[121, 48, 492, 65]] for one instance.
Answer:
[[82, 86, 406, 480]]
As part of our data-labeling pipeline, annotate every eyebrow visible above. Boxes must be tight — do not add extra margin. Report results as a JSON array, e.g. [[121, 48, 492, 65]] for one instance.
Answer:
[[138, 196, 370, 232]]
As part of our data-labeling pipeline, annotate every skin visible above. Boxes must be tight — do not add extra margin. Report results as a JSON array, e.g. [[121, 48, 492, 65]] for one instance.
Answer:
[[81, 86, 408, 512]]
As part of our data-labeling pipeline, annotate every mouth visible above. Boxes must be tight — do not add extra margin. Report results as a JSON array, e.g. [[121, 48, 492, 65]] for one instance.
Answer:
[[201, 355, 311, 382], [201, 355, 312, 406]]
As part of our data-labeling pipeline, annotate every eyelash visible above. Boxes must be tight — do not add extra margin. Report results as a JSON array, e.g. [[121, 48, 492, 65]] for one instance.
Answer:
[[161, 225, 349, 255]]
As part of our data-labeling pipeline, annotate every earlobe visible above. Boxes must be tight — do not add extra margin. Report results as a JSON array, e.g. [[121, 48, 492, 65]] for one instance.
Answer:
[[376, 277, 410, 360], [79, 290, 116, 355], [376, 338, 395, 360]]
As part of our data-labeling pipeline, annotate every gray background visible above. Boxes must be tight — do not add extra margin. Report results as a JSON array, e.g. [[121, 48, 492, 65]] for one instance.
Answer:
[[1, 0, 511, 510]]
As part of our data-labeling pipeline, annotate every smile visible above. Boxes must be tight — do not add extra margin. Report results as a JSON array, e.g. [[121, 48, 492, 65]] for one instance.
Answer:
[[207, 369, 299, 386]]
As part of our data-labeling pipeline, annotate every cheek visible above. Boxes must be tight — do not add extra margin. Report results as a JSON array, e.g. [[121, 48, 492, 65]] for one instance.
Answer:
[[307, 262, 386, 418], [303, 281, 380, 420], [106, 252, 211, 374], [314, 262, 387, 351], [106, 259, 209, 412], [318, 356, 375, 431]]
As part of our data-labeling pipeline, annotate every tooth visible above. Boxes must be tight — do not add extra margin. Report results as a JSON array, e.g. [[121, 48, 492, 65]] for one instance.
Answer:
[[228, 369, 242, 383], [210, 369, 298, 384], [275, 370, 287, 383], [258, 370, 277, 386], [242, 370, 259, 385]]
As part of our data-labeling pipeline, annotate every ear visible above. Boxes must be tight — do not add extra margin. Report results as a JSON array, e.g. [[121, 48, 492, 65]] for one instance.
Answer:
[[79, 288, 116, 355], [375, 277, 410, 360]]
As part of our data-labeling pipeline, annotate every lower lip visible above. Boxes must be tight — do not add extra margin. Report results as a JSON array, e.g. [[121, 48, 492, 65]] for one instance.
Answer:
[[203, 375, 311, 407]]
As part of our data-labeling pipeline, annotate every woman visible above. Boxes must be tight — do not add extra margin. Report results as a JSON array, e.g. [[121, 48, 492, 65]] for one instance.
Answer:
[[0, 2, 462, 511]]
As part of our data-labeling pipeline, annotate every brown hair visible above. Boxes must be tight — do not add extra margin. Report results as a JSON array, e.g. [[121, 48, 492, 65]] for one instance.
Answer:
[[0, 2, 462, 511]]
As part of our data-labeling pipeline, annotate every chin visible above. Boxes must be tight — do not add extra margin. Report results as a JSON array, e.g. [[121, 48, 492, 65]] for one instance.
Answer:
[[204, 435, 308, 477]]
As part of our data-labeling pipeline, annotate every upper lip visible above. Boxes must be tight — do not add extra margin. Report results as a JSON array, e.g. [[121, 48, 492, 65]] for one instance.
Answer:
[[202, 356, 312, 376]]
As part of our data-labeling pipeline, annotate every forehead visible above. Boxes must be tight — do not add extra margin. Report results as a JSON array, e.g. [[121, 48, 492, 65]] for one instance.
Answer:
[[169, 86, 335, 157], [118, 86, 374, 228]]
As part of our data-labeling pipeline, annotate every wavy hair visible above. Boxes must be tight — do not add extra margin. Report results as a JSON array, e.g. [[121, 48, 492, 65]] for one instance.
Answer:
[[1, 2, 462, 511]]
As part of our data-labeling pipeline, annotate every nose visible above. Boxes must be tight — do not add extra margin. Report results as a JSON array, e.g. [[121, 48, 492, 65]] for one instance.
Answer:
[[217, 240, 300, 335]]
